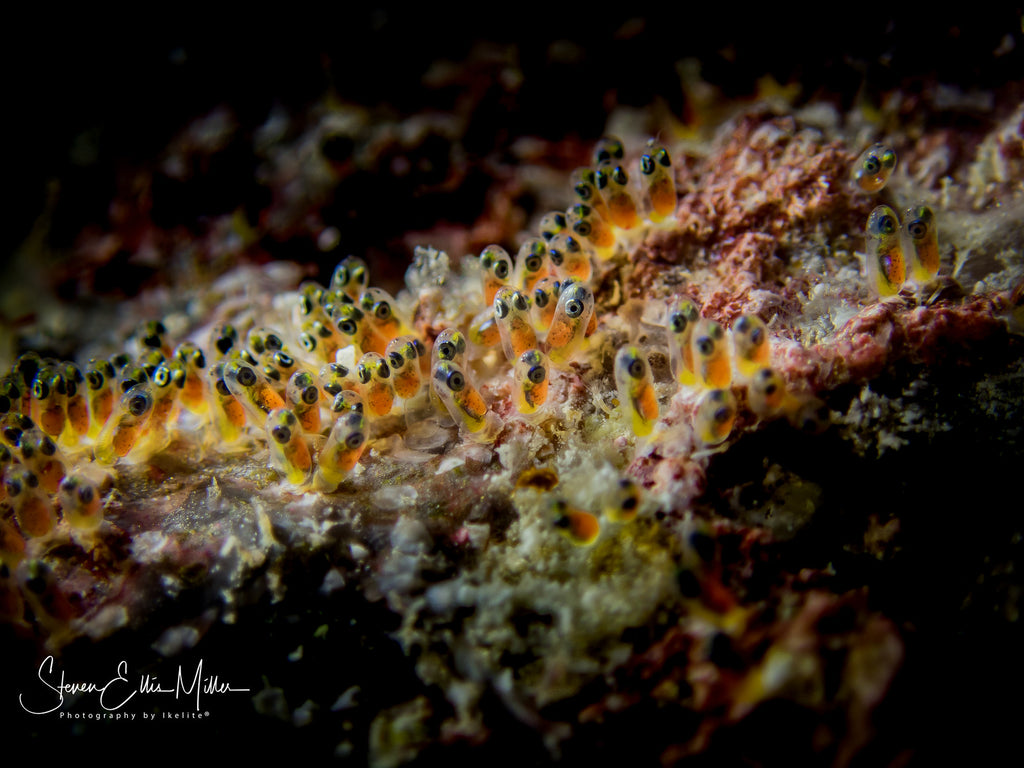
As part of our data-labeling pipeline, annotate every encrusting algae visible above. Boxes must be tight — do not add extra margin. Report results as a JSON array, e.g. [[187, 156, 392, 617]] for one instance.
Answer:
[[1, 51, 1023, 765]]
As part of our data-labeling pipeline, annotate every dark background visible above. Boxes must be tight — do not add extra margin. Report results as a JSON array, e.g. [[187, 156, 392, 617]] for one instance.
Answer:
[[5, 9, 1022, 275]]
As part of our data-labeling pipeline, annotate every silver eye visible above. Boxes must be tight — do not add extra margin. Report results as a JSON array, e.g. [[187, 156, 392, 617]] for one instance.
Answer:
[[236, 366, 257, 387], [128, 393, 151, 416], [565, 299, 582, 318], [446, 370, 465, 392], [494, 299, 509, 319]]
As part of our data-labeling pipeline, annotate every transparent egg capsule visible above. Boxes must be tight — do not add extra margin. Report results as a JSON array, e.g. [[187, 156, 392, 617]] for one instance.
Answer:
[[298, 318, 343, 364], [538, 210, 567, 242], [296, 280, 330, 323], [902, 204, 939, 283], [731, 314, 770, 379], [595, 164, 639, 230], [852, 142, 897, 193], [356, 352, 395, 418], [266, 408, 312, 486], [95, 383, 156, 465], [593, 135, 625, 167], [314, 410, 368, 492], [546, 279, 594, 366], [328, 389, 364, 418], [513, 348, 549, 415], [11, 353, 42, 413], [5, 467, 56, 537], [209, 323, 240, 358], [570, 167, 611, 222], [205, 363, 247, 445], [1, 412, 35, 450], [59, 362, 89, 444], [431, 360, 497, 439], [747, 366, 786, 419], [330, 255, 369, 302], [318, 362, 359, 400], [548, 232, 592, 283], [331, 302, 388, 356], [468, 308, 501, 349], [614, 346, 659, 437], [173, 342, 209, 414], [83, 358, 116, 438], [223, 360, 287, 426], [494, 286, 537, 362], [285, 370, 322, 434], [567, 202, 616, 258], [386, 335, 425, 400], [358, 286, 409, 341], [865, 204, 906, 297], [17, 426, 66, 494], [667, 298, 701, 386], [513, 238, 551, 294], [258, 349, 301, 395], [694, 388, 737, 446], [246, 326, 287, 357], [57, 473, 103, 531], [691, 319, 731, 389], [114, 363, 149, 397], [146, 359, 186, 450], [639, 143, 677, 223], [432, 328, 468, 369], [480, 245, 513, 306], [0, 376, 22, 417], [320, 287, 355, 320], [550, 498, 600, 546], [30, 366, 67, 438], [136, 319, 170, 355], [530, 277, 561, 336]]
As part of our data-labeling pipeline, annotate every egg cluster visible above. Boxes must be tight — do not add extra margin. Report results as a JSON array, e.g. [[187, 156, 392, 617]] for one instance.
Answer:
[[0, 131, 851, 593], [852, 143, 943, 297]]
